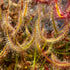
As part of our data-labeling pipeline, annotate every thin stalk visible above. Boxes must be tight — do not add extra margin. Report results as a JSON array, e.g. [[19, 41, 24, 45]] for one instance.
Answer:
[[14, 54, 18, 70], [33, 49, 36, 70]]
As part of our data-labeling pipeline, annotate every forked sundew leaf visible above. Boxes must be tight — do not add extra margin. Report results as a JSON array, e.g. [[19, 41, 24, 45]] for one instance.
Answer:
[[51, 53, 70, 67], [21, 23, 36, 50], [52, 12, 58, 35]]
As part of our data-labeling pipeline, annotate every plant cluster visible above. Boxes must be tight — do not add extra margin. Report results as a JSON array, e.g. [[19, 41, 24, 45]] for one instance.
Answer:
[[0, 0, 70, 70]]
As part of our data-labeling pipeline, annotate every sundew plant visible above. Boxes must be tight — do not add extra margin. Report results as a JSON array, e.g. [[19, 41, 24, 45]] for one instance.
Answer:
[[0, 0, 70, 70]]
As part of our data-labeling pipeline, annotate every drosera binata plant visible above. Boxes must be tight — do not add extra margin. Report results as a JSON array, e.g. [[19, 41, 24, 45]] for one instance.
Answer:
[[0, 0, 70, 70]]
